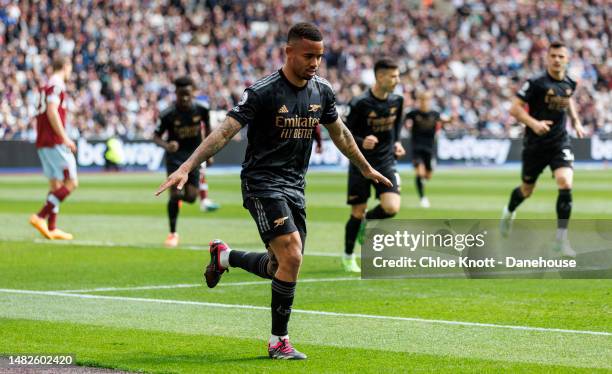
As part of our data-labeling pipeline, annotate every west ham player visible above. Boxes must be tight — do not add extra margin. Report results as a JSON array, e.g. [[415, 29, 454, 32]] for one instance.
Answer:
[[405, 91, 446, 208], [153, 76, 215, 247], [500, 42, 585, 257], [343, 58, 405, 273], [29, 56, 77, 240], [156, 23, 391, 359]]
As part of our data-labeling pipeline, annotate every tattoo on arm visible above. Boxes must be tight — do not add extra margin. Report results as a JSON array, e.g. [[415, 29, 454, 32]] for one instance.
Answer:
[[182, 117, 242, 172], [325, 119, 371, 172]]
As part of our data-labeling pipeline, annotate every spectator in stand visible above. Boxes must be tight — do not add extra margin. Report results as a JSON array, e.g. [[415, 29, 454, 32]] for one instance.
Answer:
[[1, 0, 610, 140]]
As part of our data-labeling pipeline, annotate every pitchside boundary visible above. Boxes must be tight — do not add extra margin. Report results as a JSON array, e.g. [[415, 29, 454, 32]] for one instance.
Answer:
[[0, 288, 609, 337]]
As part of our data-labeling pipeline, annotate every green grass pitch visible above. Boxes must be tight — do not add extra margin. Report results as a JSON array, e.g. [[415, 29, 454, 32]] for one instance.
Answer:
[[1, 167, 611, 373]]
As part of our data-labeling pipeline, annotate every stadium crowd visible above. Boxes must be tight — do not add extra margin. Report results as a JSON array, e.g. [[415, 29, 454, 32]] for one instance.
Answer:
[[1, 0, 610, 141]]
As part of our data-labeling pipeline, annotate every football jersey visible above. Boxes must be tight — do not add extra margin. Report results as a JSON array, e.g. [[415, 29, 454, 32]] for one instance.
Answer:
[[406, 110, 440, 153], [154, 102, 211, 159], [35, 75, 67, 148], [346, 89, 404, 168], [516, 72, 577, 149], [227, 69, 338, 208]]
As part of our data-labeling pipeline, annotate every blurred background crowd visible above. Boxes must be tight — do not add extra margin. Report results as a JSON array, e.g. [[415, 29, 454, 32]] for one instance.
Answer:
[[1, 0, 610, 141]]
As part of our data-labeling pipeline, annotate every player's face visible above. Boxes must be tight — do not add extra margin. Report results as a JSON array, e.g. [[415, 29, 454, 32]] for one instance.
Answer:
[[286, 38, 324, 81], [376, 68, 400, 93], [176, 86, 193, 110], [419, 93, 432, 111], [547, 47, 569, 75]]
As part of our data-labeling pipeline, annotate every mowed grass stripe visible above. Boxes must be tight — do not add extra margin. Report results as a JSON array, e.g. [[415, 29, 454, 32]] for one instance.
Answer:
[[1, 239, 610, 332], [2, 288, 610, 336], [0, 291, 610, 369], [3, 319, 601, 374]]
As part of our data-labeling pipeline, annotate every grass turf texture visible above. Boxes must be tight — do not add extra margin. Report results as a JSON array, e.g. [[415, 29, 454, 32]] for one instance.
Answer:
[[1, 169, 611, 372]]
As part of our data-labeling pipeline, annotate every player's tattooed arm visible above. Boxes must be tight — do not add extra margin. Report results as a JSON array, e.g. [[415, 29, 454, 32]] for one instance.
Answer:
[[155, 117, 241, 195], [324, 118, 392, 187], [568, 98, 585, 138], [184, 116, 241, 171]]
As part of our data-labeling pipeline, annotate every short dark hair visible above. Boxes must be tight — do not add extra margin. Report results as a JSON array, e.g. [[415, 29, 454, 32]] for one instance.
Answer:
[[174, 76, 194, 88], [374, 58, 399, 74], [52, 55, 68, 72], [548, 41, 567, 50], [287, 22, 323, 43]]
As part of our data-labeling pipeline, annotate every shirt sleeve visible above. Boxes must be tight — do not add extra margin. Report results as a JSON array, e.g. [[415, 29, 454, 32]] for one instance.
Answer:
[[154, 113, 166, 136], [46, 86, 62, 105], [345, 99, 364, 145], [320, 84, 339, 125], [314, 124, 322, 147], [516, 79, 536, 103], [405, 110, 415, 123], [393, 97, 404, 142], [226, 88, 259, 128], [201, 106, 211, 136]]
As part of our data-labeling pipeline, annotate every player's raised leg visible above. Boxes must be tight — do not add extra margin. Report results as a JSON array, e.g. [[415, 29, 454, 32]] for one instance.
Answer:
[[204, 198, 307, 359]]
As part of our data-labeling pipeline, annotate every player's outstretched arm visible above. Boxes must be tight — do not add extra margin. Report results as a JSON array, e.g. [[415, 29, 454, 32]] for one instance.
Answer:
[[155, 116, 242, 195], [323, 118, 392, 187]]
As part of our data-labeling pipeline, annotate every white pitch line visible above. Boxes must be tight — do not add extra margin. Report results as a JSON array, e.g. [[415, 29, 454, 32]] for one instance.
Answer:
[[55, 277, 361, 293], [26, 238, 341, 257], [57, 283, 201, 293], [0, 288, 610, 337]]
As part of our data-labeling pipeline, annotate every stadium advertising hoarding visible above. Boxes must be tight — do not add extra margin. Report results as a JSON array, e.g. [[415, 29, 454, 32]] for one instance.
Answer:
[[1, 136, 611, 170]]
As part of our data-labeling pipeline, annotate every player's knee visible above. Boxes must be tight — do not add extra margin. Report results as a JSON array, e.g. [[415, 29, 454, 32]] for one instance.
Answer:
[[381, 202, 399, 217], [520, 184, 535, 198], [556, 177, 572, 190], [351, 205, 367, 220], [183, 191, 197, 203], [65, 179, 78, 191], [281, 250, 302, 272], [169, 190, 182, 201], [275, 236, 303, 271]]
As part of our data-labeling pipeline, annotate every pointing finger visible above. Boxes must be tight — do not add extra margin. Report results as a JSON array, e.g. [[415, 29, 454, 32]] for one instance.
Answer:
[[155, 180, 172, 196]]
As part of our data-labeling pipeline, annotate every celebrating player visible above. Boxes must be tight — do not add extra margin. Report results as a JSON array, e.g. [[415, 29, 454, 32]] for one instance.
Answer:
[[156, 22, 391, 359]]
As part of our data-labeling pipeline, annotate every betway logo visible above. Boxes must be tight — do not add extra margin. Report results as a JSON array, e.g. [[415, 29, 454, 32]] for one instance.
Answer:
[[77, 139, 165, 170], [437, 136, 511, 165], [591, 136, 612, 160]]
